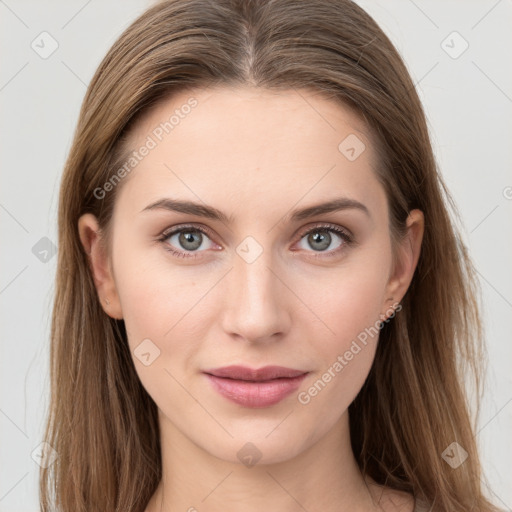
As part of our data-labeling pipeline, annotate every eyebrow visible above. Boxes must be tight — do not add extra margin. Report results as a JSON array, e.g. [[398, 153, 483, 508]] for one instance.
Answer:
[[140, 197, 371, 223]]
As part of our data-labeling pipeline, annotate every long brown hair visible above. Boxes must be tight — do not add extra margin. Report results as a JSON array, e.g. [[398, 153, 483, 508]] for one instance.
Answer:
[[40, 1, 500, 510]]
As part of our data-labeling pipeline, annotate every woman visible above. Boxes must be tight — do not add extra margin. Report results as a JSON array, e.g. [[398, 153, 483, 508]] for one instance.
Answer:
[[39, 1, 502, 511]]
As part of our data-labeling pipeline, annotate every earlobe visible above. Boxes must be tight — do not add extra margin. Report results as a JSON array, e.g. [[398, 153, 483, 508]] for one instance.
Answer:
[[77, 213, 123, 320], [381, 209, 424, 318]]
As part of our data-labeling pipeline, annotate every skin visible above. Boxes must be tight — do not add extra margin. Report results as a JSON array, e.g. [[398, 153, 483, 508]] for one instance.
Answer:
[[78, 86, 424, 512]]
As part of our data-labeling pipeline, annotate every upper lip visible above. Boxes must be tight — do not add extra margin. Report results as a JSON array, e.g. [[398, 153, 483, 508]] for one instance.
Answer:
[[203, 365, 308, 381]]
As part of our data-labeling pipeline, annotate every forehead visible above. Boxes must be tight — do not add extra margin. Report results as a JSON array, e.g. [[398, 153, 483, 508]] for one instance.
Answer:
[[114, 86, 385, 222], [129, 85, 373, 160]]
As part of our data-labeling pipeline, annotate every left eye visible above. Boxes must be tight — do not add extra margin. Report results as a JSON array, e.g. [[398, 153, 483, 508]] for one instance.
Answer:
[[296, 226, 350, 253]]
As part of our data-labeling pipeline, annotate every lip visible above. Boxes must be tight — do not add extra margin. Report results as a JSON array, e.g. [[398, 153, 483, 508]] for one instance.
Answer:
[[204, 365, 307, 380], [203, 365, 309, 408]]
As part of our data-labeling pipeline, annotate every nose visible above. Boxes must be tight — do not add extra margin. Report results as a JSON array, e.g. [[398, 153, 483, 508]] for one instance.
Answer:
[[220, 247, 291, 344]]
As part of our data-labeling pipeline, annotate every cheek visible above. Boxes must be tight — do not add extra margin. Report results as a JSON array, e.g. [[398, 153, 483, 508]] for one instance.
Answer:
[[111, 240, 224, 395], [110, 241, 198, 379], [298, 246, 391, 406], [112, 254, 205, 412], [112, 236, 200, 335], [309, 252, 390, 345]]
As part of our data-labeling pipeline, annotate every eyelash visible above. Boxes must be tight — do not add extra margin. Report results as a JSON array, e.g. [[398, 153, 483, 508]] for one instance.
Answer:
[[156, 223, 354, 260]]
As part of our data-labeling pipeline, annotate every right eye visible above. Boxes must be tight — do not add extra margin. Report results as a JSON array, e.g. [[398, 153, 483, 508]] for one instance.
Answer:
[[157, 225, 220, 259]]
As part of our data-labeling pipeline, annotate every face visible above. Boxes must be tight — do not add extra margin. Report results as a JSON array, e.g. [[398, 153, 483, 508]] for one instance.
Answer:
[[80, 86, 422, 465]]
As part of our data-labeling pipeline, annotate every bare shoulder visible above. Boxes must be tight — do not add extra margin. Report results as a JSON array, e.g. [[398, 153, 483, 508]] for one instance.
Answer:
[[366, 478, 416, 512]]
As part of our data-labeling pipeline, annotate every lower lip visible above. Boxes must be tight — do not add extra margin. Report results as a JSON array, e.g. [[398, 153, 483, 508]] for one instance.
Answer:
[[204, 373, 308, 408]]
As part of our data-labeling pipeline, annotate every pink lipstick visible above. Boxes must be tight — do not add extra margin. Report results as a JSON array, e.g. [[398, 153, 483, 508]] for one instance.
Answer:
[[203, 365, 308, 408]]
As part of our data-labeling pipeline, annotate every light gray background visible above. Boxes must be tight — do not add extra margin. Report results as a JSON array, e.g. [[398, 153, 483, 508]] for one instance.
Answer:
[[1, 1, 511, 510]]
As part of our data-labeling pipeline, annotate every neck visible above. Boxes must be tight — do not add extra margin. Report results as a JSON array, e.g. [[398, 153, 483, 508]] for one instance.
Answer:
[[146, 409, 380, 512]]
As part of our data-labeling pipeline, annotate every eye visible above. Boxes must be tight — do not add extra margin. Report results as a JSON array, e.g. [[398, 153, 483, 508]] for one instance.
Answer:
[[294, 223, 353, 257], [157, 225, 219, 258]]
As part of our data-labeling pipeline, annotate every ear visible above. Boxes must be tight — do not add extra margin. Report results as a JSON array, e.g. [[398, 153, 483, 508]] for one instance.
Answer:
[[78, 213, 123, 320], [381, 209, 424, 320]]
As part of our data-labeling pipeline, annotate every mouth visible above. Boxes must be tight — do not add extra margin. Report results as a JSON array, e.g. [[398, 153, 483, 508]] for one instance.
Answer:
[[202, 365, 309, 408], [203, 365, 308, 381]]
